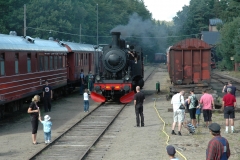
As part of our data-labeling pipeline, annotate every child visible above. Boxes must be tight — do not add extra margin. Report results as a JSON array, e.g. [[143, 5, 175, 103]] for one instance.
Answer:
[[183, 119, 195, 134], [196, 104, 202, 127], [39, 115, 52, 144], [166, 145, 179, 160], [83, 89, 89, 112]]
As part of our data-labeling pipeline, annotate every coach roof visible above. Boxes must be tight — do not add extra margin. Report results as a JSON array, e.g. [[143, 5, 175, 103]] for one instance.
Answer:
[[64, 42, 102, 52], [0, 34, 68, 52]]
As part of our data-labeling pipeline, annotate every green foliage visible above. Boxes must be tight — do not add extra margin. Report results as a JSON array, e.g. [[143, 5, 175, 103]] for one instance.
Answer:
[[218, 17, 240, 69]]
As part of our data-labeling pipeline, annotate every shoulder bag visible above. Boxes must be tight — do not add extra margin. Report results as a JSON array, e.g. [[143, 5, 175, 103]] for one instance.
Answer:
[[179, 95, 185, 110]]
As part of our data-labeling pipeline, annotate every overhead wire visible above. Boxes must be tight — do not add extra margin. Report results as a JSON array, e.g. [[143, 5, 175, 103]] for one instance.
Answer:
[[27, 26, 199, 39]]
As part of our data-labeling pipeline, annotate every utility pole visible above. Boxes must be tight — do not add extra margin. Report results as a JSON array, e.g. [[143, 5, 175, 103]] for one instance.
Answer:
[[79, 24, 81, 43], [24, 4, 26, 36], [97, 3, 98, 47]]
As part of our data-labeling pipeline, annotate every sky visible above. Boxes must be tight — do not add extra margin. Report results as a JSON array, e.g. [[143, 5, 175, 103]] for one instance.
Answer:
[[143, 0, 190, 21]]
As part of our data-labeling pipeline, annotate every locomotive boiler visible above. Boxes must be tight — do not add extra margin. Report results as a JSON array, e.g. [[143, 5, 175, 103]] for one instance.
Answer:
[[91, 32, 144, 103]]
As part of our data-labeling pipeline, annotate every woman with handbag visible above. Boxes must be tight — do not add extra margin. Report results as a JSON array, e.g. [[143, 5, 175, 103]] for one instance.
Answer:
[[27, 95, 41, 144], [170, 90, 185, 136]]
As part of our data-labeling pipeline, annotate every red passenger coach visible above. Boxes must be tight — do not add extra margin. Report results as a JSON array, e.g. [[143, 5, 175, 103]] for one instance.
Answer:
[[0, 34, 68, 117], [167, 38, 211, 95], [64, 42, 97, 86]]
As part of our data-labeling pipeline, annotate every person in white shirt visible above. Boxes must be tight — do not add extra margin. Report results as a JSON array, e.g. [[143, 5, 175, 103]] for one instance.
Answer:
[[83, 89, 89, 112], [171, 90, 185, 136]]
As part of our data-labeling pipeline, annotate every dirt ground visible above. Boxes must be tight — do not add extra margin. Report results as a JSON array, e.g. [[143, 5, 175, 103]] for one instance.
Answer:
[[0, 65, 240, 160], [0, 92, 100, 160], [101, 66, 240, 160]]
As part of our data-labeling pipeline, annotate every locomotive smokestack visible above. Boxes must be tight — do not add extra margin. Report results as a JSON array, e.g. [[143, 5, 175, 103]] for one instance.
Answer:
[[111, 32, 121, 47]]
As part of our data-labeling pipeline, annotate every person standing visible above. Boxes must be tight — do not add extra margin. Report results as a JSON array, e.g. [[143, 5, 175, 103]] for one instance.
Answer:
[[88, 71, 94, 92], [166, 145, 179, 160], [206, 123, 230, 160], [187, 89, 197, 127], [43, 80, 53, 112], [133, 86, 145, 127], [27, 95, 41, 145], [196, 104, 202, 127], [79, 69, 85, 95], [171, 90, 185, 136], [222, 81, 236, 96], [83, 89, 89, 112], [39, 115, 52, 144], [199, 89, 214, 127], [222, 88, 237, 133]]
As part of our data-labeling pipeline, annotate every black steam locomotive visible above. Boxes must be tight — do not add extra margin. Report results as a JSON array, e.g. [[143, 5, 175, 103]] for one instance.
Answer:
[[91, 32, 144, 103]]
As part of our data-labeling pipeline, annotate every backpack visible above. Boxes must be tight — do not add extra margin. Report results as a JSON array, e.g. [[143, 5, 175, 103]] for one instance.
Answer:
[[193, 96, 198, 107]]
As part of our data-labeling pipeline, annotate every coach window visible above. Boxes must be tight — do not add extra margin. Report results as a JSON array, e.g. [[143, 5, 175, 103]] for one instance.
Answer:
[[15, 53, 19, 74], [39, 56, 43, 71], [85, 54, 88, 65], [54, 55, 58, 69], [0, 53, 5, 76], [91, 53, 94, 64], [44, 56, 48, 70], [49, 56, 53, 70], [81, 54, 83, 66], [62, 55, 65, 67], [58, 56, 62, 68], [27, 53, 31, 73]]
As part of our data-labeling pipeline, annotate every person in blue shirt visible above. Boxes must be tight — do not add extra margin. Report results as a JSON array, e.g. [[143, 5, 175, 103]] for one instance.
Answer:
[[222, 81, 236, 96], [39, 115, 52, 144], [196, 104, 202, 127]]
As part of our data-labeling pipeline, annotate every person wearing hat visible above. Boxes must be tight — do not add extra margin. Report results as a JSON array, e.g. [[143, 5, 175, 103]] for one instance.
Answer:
[[206, 123, 230, 160], [166, 145, 179, 160], [39, 115, 52, 144]]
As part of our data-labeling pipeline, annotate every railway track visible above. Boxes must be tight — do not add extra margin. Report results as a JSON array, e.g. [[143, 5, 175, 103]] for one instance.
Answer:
[[211, 72, 240, 92], [29, 103, 126, 160], [29, 65, 156, 160]]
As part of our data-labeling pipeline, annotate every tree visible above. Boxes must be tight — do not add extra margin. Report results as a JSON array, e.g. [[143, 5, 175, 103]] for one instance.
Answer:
[[217, 17, 240, 69]]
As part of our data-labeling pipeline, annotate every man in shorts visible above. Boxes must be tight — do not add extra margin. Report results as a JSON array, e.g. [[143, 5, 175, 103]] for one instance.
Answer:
[[199, 89, 214, 127], [171, 90, 185, 136], [222, 88, 237, 133], [187, 89, 197, 127]]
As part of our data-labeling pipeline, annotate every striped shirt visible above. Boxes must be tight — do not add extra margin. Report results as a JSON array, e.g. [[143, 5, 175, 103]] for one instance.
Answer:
[[187, 123, 195, 133]]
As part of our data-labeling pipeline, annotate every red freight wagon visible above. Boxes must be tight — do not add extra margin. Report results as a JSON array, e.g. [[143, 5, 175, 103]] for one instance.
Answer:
[[167, 38, 211, 95], [0, 34, 68, 116]]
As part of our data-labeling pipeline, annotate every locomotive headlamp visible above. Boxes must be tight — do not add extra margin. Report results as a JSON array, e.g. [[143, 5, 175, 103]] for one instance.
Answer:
[[124, 75, 130, 81], [96, 75, 101, 81], [94, 85, 100, 91]]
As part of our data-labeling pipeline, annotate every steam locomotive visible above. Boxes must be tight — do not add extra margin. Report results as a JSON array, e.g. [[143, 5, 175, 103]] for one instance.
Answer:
[[91, 32, 144, 103]]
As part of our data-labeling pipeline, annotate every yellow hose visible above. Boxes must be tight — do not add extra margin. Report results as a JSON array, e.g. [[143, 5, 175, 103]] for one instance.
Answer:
[[153, 99, 187, 160]]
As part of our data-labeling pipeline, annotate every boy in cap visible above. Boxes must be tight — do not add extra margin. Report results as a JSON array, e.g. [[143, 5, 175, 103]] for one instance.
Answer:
[[206, 123, 230, 160], [39, 115, 52, 144], [166, 145, 179, 160]]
